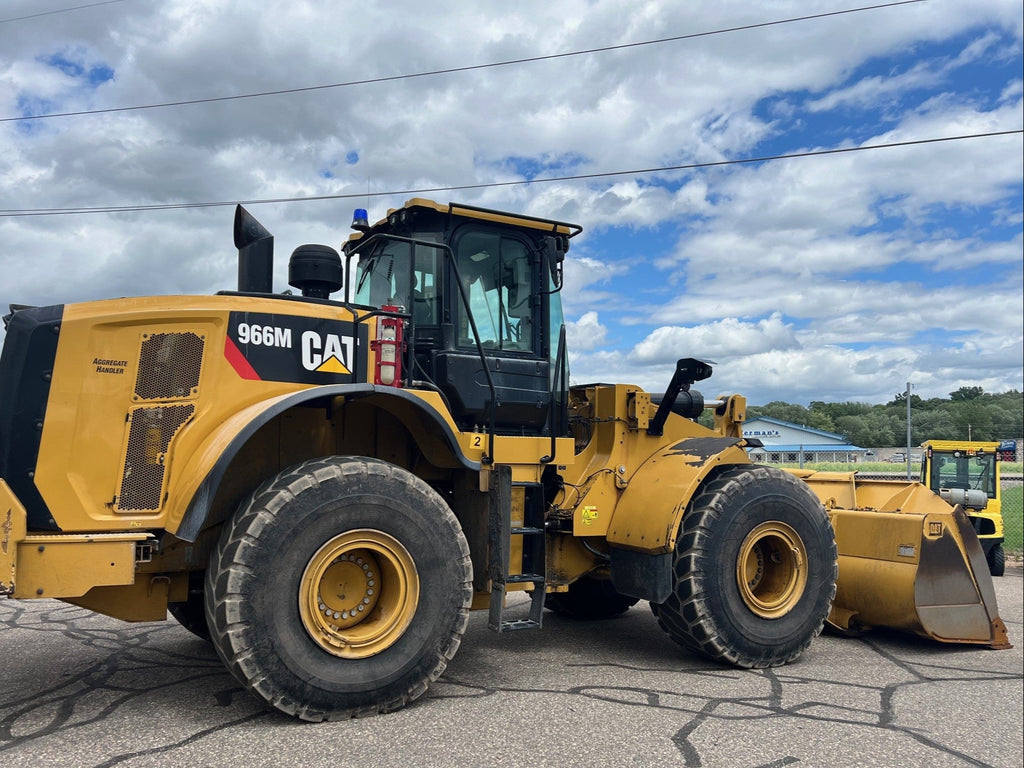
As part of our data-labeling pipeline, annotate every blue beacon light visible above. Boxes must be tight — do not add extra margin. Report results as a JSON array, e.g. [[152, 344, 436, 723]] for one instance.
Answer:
[[351, 208, 369, 231]]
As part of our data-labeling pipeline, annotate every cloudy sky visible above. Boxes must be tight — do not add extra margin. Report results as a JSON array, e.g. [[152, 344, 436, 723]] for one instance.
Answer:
[[1, 0, 1021, 405]]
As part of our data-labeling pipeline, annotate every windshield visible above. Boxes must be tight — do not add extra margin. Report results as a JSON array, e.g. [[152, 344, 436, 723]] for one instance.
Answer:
[[930, 452, 997, 499]]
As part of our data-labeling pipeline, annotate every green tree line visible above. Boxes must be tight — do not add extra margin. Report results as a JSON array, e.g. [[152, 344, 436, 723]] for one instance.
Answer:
[[743, 387, 1022, 448]]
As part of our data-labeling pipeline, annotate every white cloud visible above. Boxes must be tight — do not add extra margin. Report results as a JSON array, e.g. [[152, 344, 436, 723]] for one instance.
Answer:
[[630, 313, 799, 362], [0, 0, 1019, 405], [565, 311, 608, 352]]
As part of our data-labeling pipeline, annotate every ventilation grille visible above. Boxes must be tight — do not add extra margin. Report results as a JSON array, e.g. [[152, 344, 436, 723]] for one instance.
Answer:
[[117, 404, 194, 512], [134, 332, 204, 401]]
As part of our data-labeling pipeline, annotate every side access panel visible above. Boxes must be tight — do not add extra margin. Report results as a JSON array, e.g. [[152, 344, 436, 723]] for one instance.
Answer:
[[433, 352, 550, 431]]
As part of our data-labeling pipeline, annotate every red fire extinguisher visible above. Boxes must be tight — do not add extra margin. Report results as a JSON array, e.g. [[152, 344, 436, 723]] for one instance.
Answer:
[[371, 305, 404, 386]]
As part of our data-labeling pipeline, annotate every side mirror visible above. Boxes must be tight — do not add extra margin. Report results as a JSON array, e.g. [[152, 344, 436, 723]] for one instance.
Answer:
[[542, 235, 565, 290]]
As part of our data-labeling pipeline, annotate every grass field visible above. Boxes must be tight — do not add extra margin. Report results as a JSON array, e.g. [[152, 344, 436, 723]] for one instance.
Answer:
[[1003, 485, 1023, 554], [773, 461, 1024, 474]]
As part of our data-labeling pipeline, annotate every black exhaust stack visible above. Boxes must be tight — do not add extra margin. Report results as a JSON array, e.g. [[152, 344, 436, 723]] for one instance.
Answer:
[[234, 205, 274, 293]]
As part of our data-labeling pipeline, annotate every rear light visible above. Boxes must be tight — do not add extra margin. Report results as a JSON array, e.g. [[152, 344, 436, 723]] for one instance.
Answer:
[[371, 305, 404, 386]]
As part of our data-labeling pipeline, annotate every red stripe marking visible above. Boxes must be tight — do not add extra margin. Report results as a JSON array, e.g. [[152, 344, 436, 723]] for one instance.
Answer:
[[224, 336, 261, 380]]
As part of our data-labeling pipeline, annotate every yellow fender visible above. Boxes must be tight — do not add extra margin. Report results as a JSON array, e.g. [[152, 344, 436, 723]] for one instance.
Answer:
[[606, 437, 750, 553], [170, 384, 478, 541]]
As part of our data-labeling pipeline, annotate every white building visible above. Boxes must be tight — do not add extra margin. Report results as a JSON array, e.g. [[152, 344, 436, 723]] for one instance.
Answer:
[[743, 417, 868, 464]]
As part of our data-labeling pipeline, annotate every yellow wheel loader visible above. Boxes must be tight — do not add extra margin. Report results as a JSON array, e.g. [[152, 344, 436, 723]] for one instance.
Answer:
[[0, 200, 1009, 721], [919, 440, 1007, 576]]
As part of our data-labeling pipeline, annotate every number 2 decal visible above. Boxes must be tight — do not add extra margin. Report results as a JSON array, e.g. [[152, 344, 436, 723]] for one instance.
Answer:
[[471, 435, 483, 447]]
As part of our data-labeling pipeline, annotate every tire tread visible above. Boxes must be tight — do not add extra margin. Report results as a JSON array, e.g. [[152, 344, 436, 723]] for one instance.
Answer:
[[653, 465, 837, 669], [205, 456, 472, 721]]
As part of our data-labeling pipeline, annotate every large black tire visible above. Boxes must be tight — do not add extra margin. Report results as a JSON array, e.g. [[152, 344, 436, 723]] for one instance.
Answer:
[[168, 571, 211, 641], [987, 543, 1005, 577], [651, 465, 837, 669], [204, 456, 472, 721], [545, 574, 639, 620]]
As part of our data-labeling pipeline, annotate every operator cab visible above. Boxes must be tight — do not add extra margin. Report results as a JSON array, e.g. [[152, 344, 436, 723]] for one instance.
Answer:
[[344, 199, 579, 435], [925, 448, 997, 499]]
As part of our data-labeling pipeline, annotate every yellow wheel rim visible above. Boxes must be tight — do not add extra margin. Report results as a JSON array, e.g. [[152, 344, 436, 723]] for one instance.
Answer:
[[299, 529, 419, 659], [736, 521, 808, 619]]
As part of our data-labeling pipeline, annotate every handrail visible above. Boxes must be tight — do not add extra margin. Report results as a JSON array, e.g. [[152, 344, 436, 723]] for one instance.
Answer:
[[445, 201, 583, 239], [539, 323, 568, 464]]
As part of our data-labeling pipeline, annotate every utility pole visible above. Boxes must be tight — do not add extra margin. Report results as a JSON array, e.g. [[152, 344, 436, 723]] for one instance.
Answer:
[[906, 382, 913, 480]]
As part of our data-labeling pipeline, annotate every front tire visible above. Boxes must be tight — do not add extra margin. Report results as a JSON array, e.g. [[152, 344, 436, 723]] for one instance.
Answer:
[[652, 465, 837, 668], [987, 543, 1005, 577], [205, 456, 472, 721]]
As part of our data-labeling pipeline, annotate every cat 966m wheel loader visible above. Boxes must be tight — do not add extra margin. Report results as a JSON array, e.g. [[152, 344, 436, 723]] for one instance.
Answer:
[[0, 199, 1010, 721]]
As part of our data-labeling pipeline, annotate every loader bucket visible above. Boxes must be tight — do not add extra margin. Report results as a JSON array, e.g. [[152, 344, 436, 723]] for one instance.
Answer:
[[791, 471, 1011, 649]]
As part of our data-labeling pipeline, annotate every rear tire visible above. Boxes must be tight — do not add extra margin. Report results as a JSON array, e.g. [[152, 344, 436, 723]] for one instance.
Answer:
[[204, 456, 472, 721], [651, 465, 837, 668], [545, 574, 639, 620], [987, 543, 1005, 577]]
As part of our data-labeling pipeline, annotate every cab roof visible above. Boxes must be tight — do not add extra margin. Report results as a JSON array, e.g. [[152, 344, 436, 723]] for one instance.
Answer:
[[345, 198, 582, 245]]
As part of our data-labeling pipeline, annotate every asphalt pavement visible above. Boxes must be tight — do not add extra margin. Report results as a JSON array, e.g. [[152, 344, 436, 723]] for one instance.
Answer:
[[1, 570, 1021, 768]]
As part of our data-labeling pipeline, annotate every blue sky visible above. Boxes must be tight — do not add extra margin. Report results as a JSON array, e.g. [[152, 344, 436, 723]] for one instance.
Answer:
[[0, 0, 1021, 406]]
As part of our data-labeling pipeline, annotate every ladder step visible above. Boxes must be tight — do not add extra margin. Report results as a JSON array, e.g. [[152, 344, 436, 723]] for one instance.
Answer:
[[498, 619, 541, 632], [489, 584, 547, 633], [487, 469, 547, 633], [505, 573, 544, 584]]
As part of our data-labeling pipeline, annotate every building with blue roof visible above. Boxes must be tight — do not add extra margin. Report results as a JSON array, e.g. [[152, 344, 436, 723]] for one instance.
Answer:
[[742, 416, 868, 464]]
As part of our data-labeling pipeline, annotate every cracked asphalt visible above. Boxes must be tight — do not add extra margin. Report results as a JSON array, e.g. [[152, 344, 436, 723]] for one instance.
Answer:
[[1, 569, 1021, 768]]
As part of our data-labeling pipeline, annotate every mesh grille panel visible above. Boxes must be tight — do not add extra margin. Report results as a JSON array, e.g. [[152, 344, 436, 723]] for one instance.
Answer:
[[134, 332, 204, 400], [117, 404, 194, 512]]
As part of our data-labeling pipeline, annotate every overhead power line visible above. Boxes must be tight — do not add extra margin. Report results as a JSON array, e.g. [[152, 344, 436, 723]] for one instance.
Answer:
[[2, 129, 1018, 218], [1, 0, 926, 123], [0, 0, 129, 24]]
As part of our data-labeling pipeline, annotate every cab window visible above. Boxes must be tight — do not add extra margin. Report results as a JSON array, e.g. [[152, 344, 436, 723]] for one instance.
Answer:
[[456, 231, 533, 352], [931, 452, 997, 499], [353, 238, 439, 324]]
